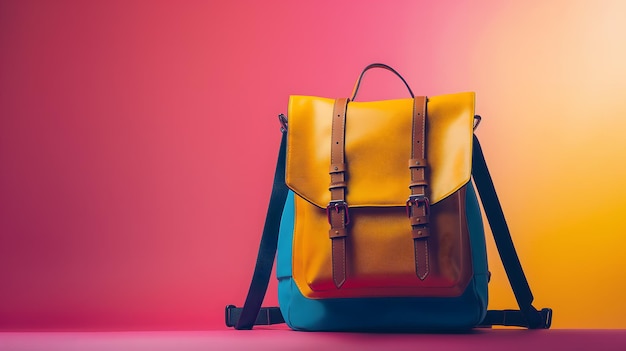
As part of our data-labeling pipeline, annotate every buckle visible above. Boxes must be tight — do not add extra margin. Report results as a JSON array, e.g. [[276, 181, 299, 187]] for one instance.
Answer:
[[225, 305, 237, 327], [473, 114, 482, 130], [326, 200, 350, 225], [406, 195, 430, 217], [278, 113, 288, 133], [539, 308, 553, 329]]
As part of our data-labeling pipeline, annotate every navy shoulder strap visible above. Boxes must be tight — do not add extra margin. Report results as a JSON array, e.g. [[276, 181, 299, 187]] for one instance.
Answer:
[[471, 135, 552, 328], [227, 130, 289, 330]]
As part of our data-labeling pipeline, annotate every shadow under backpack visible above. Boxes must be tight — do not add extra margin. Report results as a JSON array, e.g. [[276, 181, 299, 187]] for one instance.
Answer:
[[226, 64, 552, 331]]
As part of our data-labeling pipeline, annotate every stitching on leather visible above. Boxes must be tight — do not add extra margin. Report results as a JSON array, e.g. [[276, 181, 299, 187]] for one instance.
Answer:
[[332, 239, 337, 285], [416, 240, 429, 281], [415, 242, 419, 278], [340, 239, 345, 287], [424, 240, 429, 278]]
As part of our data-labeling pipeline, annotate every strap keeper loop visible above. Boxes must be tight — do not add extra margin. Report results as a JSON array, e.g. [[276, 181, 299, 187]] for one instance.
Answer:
[[409, 181, 428, 188], [409, 158, 427, 168], [329, 181, 347, 190]]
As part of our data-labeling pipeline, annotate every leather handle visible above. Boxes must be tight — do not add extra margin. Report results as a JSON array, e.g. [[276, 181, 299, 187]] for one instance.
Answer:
[[351, 63, 415, 101]]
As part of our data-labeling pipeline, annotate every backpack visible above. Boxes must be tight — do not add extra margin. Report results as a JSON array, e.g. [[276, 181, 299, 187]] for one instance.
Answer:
[[226, 63, 552, 331]]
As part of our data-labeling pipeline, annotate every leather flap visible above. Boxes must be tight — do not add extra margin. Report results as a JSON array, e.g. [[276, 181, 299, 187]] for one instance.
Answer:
[[285, 92, 475, 208]]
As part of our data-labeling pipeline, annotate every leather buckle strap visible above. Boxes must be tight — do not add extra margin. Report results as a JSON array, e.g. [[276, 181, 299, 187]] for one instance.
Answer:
[[409, 96, 430, 280], [328, 98, 350, 289]]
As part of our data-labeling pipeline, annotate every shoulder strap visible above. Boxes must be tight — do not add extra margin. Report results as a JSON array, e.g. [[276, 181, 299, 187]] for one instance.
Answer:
[[225, 131, 551, 330], [226, 129, 289, 330], [472, 135, 552, 329]]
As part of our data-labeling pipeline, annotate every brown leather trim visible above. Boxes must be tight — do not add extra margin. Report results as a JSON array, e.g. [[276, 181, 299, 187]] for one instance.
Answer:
[[408, 158, 427, 168], [410, 215, 429, 226], [414, 239, 429, 280], [329, 163, 346, 173], [329, 227, 347, 238], [328, 98, 349, 288], [409, 181, 428, 188], [412, 227, 430, 239], [328, 181, 348, 190], [409, 96, 430, 280]]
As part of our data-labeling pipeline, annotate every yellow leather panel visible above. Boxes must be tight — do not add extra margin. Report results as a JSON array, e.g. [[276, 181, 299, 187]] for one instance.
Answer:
[[286, 92, 475, 207]]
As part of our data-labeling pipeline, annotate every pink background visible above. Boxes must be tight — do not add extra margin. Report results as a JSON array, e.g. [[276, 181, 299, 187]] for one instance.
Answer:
[[1, 0, 626, 330]]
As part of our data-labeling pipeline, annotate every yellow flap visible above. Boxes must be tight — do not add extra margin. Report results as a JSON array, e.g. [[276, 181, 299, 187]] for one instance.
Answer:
[[286, 92, 475, 207]]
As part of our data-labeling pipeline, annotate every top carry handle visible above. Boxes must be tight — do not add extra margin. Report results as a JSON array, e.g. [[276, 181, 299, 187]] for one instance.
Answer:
[[351, 63, 415, 100]]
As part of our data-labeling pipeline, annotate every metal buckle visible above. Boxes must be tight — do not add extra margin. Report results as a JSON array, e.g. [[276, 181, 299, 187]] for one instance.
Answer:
[[278, 113, 288, 133], [540, 308, 553, 329], [406, 195, 430, 217], [225, 305, 237, 327], [326, 200, 350, 225], [473, 114, 482, 130]]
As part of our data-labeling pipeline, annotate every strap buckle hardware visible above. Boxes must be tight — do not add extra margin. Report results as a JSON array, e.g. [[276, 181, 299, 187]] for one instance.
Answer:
[[225, 305, 237, 327], [539, 308, 553, 329], [278, 113, 288, 133], [326, 200, 350, 225], [406, 195, 430, 217]]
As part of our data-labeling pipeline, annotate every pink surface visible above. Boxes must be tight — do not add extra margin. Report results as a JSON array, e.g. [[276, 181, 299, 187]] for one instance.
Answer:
[[2, 329, 626, 351], [2, 0, 626, 331]]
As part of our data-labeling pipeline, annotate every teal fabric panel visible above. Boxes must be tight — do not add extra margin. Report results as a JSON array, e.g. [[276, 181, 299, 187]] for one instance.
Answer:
[[276, 191, 295, 280], [465, 181, 489, 323], [279, 276, 487, 331]]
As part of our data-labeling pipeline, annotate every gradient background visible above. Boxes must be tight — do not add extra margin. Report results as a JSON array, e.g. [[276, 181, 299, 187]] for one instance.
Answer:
[[1, 0, 625, 331]]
